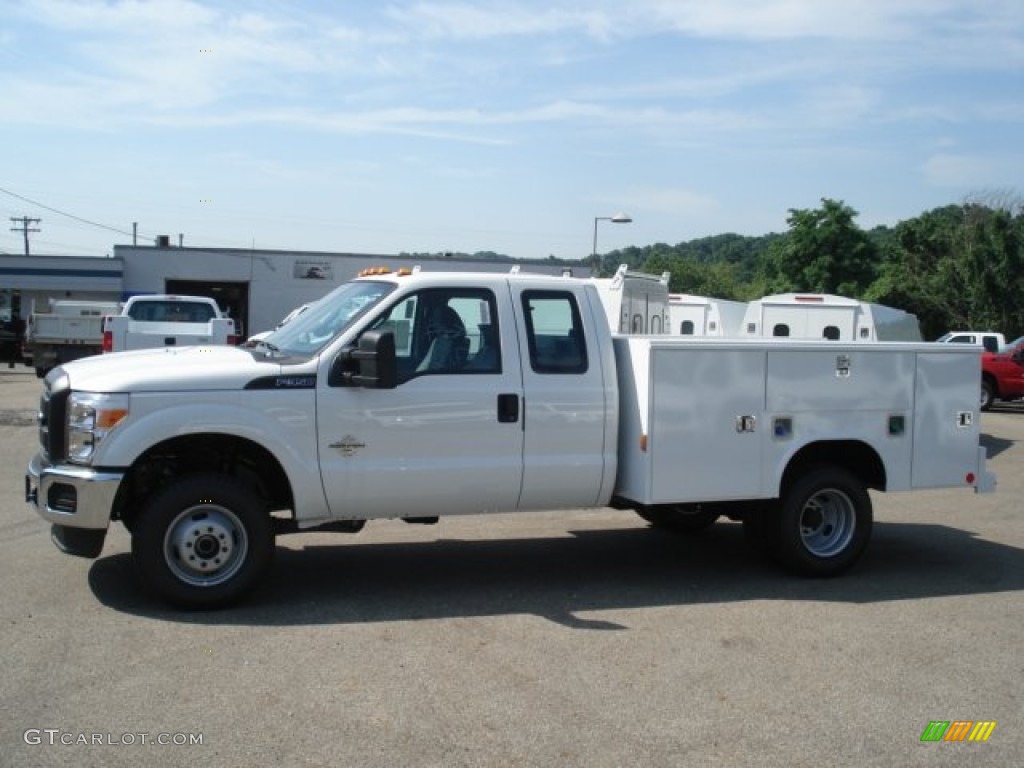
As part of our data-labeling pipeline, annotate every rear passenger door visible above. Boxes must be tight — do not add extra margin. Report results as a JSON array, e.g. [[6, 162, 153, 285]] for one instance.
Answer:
[[509, 285, 611, 510]]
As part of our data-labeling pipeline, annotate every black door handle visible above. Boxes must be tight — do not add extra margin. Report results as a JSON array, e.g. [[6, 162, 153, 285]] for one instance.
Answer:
[[497, 393, 519, 423]]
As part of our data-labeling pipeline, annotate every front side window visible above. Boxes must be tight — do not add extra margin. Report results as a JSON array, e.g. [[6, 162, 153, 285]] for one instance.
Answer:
[[368, 288, 500, 383], [521, 291, 587, 374]]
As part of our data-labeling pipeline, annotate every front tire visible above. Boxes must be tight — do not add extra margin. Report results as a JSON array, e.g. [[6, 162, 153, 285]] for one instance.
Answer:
[[132, 473, 274, 608], [774, 467, 872, 577]]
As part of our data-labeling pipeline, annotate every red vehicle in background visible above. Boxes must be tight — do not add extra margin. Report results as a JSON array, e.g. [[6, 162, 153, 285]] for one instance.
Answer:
[[981, 336, 1024, 410]]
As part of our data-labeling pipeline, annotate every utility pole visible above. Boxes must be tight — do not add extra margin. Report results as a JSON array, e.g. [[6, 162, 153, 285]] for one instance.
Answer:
[[9, 216, 41, 256]]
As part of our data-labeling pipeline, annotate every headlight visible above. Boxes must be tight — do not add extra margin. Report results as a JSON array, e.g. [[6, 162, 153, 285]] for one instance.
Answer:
[[67, 392, 130, 464]]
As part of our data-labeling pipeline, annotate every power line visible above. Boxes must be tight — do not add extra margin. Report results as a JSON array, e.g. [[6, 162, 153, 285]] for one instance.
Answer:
[[0, 184, 146, 239]]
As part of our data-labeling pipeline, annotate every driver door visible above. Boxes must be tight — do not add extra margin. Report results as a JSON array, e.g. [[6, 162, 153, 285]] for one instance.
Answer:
[[316, 283, 526, 519]]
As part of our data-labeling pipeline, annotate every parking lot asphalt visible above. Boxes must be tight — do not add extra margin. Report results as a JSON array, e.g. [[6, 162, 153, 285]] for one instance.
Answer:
[[0, 365, 1021, 767]]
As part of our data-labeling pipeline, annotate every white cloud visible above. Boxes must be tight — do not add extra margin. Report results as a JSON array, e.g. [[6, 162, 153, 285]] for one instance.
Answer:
[[642, 0, 960, 41], [23, 0, 217, 30], [384, 2, 618, 41], [923, 153, 1004, 187]]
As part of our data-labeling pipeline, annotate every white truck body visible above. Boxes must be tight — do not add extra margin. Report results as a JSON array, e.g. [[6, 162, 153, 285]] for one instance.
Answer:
[[591, 264, 671, 335], [668, 293, 747, 337], [102, 294, 237, 353], [26, 269, 994, 608], [25, 300, 121, 376], [740, 293, 922, 342]]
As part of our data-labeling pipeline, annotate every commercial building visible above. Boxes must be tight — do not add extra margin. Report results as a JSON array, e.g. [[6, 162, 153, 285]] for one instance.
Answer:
[[1, 244, 580, 339]]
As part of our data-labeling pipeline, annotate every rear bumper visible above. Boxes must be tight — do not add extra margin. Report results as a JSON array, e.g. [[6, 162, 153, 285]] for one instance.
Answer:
[[25, 452, 123, 530]]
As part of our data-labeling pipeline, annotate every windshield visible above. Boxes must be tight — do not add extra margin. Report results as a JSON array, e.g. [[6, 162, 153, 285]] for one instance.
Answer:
[[265, 280, 396, 356]]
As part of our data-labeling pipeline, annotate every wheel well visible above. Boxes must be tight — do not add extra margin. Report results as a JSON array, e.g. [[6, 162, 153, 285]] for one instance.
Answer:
[[112, 433, 293, 527], [982, 372, 998, 395], [781, 440, 886, 495]]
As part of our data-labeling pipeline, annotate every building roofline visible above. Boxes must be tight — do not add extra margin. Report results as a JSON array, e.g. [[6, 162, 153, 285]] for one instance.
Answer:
[[112, 244, 582, 266]]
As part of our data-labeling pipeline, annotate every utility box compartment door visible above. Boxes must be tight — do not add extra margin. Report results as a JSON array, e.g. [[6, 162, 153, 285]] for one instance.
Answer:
[[765, 348, 915, 412], [912, 351, 983, 489], [640, 344, 765, 502]]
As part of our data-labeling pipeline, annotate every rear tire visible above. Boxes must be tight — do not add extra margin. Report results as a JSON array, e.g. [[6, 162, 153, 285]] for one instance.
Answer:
[[132, 473, 274, 608], [774, 467, 872, 577]]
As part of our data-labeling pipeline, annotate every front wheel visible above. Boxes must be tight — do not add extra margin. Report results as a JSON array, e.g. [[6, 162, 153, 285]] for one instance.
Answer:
[[775, 467, 872, 577], [132, 473, 274, 608]]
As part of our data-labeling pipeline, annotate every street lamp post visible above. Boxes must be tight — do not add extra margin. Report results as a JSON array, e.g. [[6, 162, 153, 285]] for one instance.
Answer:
[[592, 212, 633, 276]]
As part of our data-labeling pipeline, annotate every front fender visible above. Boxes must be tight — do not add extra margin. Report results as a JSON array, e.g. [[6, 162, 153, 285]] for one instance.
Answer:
[[93, 391, 329, 520]]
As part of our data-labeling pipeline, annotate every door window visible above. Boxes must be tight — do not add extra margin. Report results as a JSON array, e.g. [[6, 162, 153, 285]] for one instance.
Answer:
[[369, 288, 500, 381], [521, 291, 587, 374]]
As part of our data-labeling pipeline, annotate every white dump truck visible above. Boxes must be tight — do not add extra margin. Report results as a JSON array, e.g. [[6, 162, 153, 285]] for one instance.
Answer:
[[27, 267, 994, 608], [25, 300, 121, 377]]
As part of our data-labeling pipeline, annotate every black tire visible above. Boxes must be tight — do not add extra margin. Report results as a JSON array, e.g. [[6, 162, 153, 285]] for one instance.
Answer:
[[636, 506, 720, 533], [132, 473, 274, 608], [774, 467, 872, 577], [34, 367, 46, 379], [980, 379, 995, 411]]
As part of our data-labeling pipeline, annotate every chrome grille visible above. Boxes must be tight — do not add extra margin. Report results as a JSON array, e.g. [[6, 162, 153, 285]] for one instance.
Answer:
[[39, 374, 70, 462]]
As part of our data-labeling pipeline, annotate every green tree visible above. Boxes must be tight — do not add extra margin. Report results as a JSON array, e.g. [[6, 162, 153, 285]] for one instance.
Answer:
[[868, 202, 1024, 339], [768, 198, 878, 296]]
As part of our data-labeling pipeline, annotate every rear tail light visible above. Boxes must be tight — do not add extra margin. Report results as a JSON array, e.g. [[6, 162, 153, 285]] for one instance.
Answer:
[[102, 330, 112, 353]]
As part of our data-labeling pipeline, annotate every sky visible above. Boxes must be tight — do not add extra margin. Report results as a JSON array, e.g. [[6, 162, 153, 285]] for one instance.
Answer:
[[1, 0, 1022, 261]]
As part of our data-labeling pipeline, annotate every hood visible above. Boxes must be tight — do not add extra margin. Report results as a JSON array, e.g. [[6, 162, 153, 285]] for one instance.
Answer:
[[56, 345, 291, 393]]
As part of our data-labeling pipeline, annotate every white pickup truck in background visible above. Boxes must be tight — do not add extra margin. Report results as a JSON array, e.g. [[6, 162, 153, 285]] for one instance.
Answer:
[[25, 299, 121, 377], [936, 331, 1006, 354], [102, 294, 238, 353], [27, 267, 994, 608]]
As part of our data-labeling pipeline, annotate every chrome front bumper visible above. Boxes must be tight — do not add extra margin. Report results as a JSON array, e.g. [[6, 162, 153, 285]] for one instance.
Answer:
[[26, 452, 123, 530]]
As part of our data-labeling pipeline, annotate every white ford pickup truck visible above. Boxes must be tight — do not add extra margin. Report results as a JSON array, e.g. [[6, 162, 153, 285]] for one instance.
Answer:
[[102, 294, 238, 353], [26, 268, 995, 608]]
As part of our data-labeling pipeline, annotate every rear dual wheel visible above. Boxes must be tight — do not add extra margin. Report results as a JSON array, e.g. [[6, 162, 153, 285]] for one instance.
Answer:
[[764, 467, 872, 576]]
